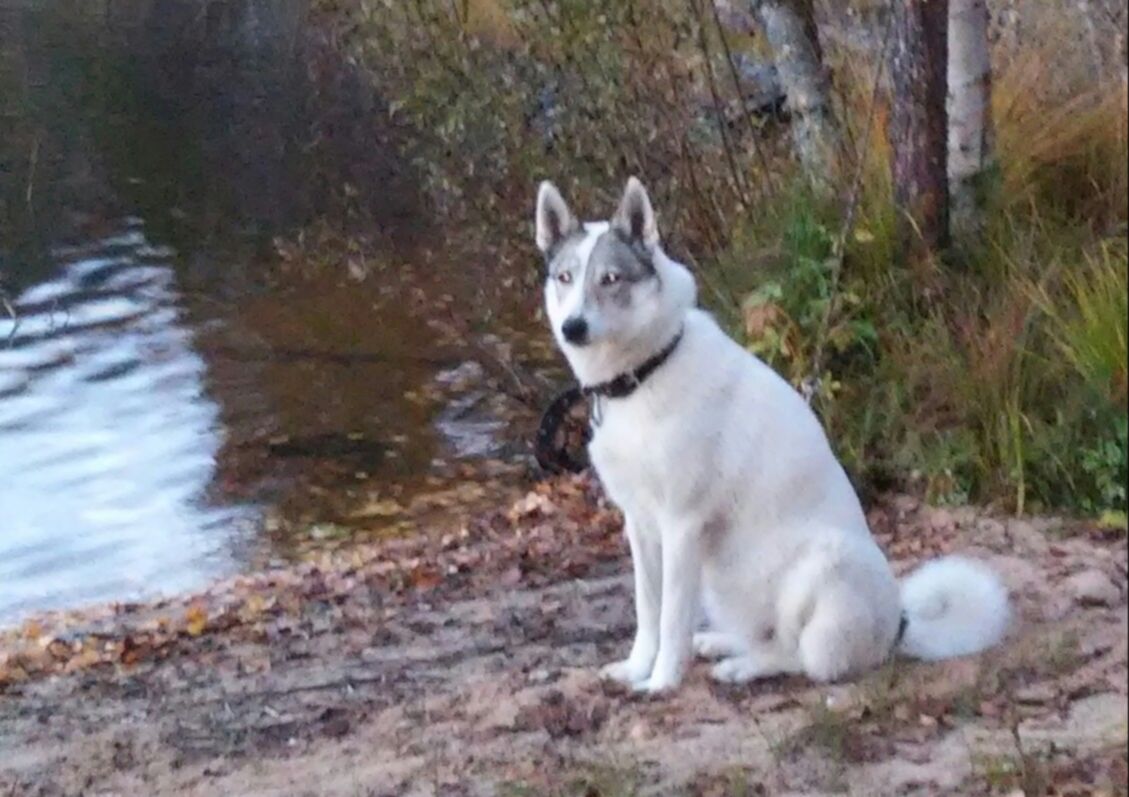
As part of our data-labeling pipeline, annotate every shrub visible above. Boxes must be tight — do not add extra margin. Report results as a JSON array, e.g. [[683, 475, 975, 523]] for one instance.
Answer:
[[316, 0, 1128, 513]]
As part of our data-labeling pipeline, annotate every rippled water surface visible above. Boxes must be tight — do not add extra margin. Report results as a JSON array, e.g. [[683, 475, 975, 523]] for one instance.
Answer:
[[0, 225, 253, 616], [0, 1, 542, 623]]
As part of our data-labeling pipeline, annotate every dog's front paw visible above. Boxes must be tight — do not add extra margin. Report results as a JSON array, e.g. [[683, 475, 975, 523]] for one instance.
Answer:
[[632, 671, 681, 695], [599, 658, 652, 687]]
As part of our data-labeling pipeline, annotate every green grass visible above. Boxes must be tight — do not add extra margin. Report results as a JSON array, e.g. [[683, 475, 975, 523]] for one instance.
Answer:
[[499, 762, 643, 797], [1034, 241, 1129, 408]]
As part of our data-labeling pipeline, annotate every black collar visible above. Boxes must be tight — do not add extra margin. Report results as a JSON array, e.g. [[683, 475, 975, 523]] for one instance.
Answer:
[[581, 328, 684, 400]]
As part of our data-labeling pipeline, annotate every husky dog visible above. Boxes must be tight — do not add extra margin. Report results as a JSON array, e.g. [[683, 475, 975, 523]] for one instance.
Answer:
[[535, 177, 1010, 694]]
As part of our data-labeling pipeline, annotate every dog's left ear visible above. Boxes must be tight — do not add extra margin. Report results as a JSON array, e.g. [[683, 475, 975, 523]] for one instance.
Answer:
[[612, 176, 659, 247]]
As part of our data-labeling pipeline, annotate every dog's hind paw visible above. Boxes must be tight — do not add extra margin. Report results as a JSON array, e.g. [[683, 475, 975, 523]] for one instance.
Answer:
[[599, 658, 652, 687], [710, 655, 779, 684], [693, 631, 744, 660]]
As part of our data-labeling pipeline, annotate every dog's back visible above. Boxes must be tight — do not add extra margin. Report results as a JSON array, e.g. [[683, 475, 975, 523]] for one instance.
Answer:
[[591, 305, 868, 540]]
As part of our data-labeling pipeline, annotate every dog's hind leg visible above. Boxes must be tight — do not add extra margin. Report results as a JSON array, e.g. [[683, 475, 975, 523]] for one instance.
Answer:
[[693, 631, 746, 660], [797, 595, 881, 683], [710, 654, 797, 684], [709, 644, 802, 683]]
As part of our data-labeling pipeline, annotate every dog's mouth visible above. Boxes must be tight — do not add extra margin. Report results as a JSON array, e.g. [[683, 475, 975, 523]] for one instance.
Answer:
[[562, 335, 592, 348]]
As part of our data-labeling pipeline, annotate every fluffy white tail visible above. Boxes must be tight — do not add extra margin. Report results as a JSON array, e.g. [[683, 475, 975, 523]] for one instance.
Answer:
[[897, 556, 1010, 661]]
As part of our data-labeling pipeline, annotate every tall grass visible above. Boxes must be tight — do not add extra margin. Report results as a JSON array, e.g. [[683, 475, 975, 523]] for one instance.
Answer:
[[995, 56, 1129, 228], [317, 0, 1128, 513], [1033, 241, 1129, 410]]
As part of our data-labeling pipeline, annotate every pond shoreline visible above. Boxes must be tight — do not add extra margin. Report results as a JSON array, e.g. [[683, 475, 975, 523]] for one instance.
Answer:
[[2, 475, 1126, 795], [0, 0, 558, 623]]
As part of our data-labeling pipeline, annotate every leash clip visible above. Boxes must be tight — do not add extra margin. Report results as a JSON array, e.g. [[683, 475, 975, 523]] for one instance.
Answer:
[[589, 393, 604, 428]]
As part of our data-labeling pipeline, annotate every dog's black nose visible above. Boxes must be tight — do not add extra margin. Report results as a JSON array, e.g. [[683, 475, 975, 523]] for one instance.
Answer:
[[561, 317, 589, 345]]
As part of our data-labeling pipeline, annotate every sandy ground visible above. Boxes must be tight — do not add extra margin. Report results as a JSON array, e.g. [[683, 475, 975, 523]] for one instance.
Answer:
[[1, 478, 1126, 796]]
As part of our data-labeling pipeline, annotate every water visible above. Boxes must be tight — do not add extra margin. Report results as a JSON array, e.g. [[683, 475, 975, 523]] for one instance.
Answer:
[[0, 1, 546, 624], [0, 224, 250, 616]]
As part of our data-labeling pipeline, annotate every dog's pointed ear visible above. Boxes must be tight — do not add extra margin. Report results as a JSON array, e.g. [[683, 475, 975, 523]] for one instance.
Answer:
[[612, 176, 658, 247], [535, 181, 578, 254]]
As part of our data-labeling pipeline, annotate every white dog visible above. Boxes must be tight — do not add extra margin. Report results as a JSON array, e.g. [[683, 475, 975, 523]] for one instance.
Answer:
[[536, 177, 1010, 694]]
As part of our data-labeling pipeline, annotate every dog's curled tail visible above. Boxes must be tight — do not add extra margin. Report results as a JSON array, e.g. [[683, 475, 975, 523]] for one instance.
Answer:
[[897, 556, 1010, 661]]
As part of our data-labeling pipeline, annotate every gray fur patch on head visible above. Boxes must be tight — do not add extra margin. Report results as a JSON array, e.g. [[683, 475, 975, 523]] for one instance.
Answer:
[[543, 221, 660, 316], [589, 229, 654, 280], [544, 229, 589, 275], [584, 229, 658, 308]]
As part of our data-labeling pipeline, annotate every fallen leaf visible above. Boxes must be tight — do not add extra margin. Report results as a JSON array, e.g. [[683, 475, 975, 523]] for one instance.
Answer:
[[63, 648, 103, 673], [409, 568, 443, 591], [499, 565, 523, 586], [1098, 510, 1128, 531], [185, 604, 208, 637], [351, 498, 405, 519]]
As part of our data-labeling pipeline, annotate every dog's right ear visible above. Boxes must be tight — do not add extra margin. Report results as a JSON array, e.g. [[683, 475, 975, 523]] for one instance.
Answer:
[[535, 181, 578, 254]]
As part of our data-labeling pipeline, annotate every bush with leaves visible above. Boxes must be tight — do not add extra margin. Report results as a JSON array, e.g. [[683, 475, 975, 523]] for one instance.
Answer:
[[314, 0, 1128, 515]]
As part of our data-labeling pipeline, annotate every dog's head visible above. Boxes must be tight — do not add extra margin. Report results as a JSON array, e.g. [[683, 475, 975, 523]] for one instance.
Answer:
[[535, 177, 695, 383]]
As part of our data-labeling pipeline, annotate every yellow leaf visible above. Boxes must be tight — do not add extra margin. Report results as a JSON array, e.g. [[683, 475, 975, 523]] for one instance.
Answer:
[[241, 594, 267, 621], [0, 654, 28, 685], [351, 498, 404, 518], [1098, 510, 1128, 531], [63, 649, 103, 673], [185, 604, 208, 637], [854, 228, 875, 243], [742, 300, 787, 343]]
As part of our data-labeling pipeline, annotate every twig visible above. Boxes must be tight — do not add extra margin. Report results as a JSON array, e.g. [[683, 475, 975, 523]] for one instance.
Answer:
[[803, 6, 896, 405], [709, 0, 781, 197], [25, 135, 39, 211], [677, 135, 727, 251], [689, 0, 752, 210], [1, 287, 17, 345], [202, 650, 510, 705], [437, 304, 554, 409]]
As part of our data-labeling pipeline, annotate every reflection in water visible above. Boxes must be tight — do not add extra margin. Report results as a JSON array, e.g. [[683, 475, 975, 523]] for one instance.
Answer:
[[0, 1, 540, 624], [0, 222, 251, 618], [0, 0, 323, 622]]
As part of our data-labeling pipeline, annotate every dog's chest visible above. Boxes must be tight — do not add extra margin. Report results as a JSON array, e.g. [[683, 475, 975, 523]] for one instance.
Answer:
[[587, 402, 673, 514]]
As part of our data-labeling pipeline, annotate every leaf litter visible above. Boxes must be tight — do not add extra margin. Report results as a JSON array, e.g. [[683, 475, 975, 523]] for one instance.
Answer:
[[0, 477, 1126, 796]]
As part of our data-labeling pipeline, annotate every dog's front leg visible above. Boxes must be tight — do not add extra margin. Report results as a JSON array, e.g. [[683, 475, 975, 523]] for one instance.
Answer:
[[600, 516, 660, 687], [637, 522, 701, 694]]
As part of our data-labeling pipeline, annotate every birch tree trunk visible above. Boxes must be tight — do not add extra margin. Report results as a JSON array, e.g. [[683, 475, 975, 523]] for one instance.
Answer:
[[752, 0, 840, 190], [889, 0, 950, 268], [947, 0, 993, 242]]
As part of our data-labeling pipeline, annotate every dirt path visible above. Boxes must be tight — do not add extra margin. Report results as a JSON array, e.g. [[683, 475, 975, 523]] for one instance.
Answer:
[[1, 480, 1126, 796]]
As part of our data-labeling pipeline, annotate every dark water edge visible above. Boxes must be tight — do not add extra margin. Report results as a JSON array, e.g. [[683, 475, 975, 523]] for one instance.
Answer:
[[0, 0, 551, 625]]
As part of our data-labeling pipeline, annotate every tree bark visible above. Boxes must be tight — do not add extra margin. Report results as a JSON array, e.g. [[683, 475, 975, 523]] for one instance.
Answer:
[[889, 0, 950, 266], [753, 0, 840, 191], [947, 0, 993, 242]]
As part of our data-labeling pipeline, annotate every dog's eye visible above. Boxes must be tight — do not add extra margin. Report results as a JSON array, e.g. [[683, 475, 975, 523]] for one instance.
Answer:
[[557, 271, 572, 285], [601, 272, 621, 286]]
